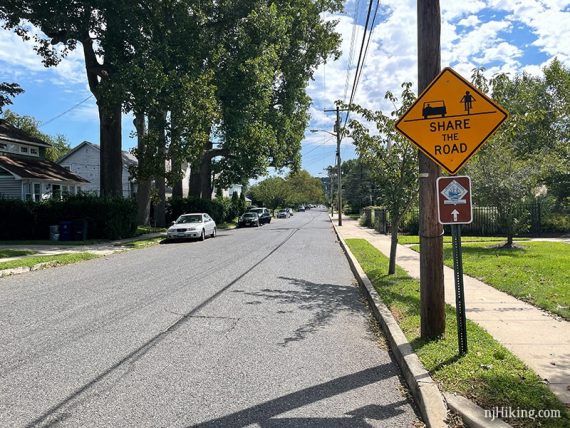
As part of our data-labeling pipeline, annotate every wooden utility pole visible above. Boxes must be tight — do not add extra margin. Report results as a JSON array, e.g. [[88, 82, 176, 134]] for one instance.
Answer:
[[418, 0, 445, 338]]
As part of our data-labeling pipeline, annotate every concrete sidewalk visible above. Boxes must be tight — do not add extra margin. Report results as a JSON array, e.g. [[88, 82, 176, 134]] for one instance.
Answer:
[[332, 215, 570, 406]]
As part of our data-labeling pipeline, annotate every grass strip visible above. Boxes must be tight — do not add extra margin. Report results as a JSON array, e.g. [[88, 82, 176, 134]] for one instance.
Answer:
[[397, 235, 530, 245], [120, 237, 165, 249], [409, 241, 569, 320], [0, 249, 36, 259], [0, 253, 99, 271], [346, 238, 569, 428]]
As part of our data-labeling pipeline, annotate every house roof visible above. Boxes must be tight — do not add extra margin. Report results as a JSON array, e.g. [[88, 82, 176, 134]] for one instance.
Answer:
[[57, 141, 138, 167], [0, 119, 52, 148], [0, 155, 89, 183]]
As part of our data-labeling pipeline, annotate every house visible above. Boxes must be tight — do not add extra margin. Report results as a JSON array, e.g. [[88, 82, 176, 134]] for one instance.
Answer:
[[58, 141, 192, 198], [57, 141, 138, 198], [0, 119, 89, 201]]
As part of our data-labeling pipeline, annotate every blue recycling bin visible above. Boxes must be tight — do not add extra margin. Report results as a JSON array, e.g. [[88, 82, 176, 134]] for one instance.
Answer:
[[59, 221, 73, 241]]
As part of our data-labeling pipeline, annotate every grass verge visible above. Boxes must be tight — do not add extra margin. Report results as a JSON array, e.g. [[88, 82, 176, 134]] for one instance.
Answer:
[[346, 238, 569, 428], [135, 225, 166, 236], [0, 249, 36, 259], [409, 241, 569, 320], [0, 253, 100, 271], [397, 235, 530, 245], [119, 237, 165, 249]]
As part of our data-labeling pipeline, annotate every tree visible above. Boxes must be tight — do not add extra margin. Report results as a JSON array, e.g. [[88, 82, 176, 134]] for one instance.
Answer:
[[1, 110, 71, 161], [341, 159, 379, 213], [193, 0, 343, 194], [0, 82, 23, 113], [284, 170, 326, 207], [249, 177, 289, 215], [1, 1, 140, 196], [343, 84, 419, 275], [466, 65, 570, 246]]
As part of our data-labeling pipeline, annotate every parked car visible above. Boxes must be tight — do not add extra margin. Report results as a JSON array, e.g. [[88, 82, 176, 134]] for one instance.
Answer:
[[277, 209, 290, 219], [238, 212, 260, 227], [247, 207, 272, 224], [167, 213, 216, 241], [298, 205, 305, 212], [286, 208, 294, 216]]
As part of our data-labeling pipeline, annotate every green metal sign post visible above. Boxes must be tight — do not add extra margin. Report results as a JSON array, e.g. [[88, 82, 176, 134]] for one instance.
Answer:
[[437, 176, 473, 355], [451, 224, 468, 355]]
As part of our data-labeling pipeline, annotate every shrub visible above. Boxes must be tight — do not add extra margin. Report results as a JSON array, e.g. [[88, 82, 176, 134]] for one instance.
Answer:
[[168, 197, 227, 224], [0, 195, 137, 240]]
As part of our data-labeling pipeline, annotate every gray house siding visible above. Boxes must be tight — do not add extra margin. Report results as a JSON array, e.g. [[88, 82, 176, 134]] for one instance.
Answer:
[[0, 176, 21, 199]]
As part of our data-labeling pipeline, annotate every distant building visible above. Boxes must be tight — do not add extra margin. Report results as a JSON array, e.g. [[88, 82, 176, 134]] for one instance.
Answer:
[[57, 141, 137, 198], [0, 119, 88, 201]]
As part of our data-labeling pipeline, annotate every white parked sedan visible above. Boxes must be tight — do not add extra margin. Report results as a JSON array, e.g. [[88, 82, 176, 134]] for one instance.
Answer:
[[167, 213, 217, 241]]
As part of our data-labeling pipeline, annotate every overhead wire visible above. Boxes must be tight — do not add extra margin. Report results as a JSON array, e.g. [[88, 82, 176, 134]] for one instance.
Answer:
[[40, 94, 94, 128], [343, 0, 362, 103], [343, 0, 381, 133]]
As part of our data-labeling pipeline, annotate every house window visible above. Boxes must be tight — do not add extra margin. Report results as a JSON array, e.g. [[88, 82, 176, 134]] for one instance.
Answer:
[[30, 147, 39, 156], [52, 184, 61, 199], [24, 182, 32, 200], [20, 146, 28, 154], [0, 143, 6, 150], [33, 183, 41, 202]]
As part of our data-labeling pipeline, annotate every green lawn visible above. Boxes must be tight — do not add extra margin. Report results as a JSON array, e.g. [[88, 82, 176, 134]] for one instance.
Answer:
[[397, 235, 529, 245], [408, 241, 570, 320], [0, 253, 100, 271], [346, 239, 569, 428], [0, 249, 36, 259]]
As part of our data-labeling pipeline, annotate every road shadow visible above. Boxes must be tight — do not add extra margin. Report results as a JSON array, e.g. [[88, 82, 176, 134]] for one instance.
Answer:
[[235, 276, 364, 346], [191, 364, 410, 428]]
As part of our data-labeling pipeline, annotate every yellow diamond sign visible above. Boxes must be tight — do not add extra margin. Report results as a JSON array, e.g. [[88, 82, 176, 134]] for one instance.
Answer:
[[395, 67, 508, 175]]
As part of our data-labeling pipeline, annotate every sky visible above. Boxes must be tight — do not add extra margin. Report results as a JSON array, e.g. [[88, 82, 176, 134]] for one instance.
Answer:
[[1, 1, 569, 182]]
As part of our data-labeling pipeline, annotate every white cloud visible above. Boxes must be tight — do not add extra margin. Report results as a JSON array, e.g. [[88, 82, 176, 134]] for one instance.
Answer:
[[0, 22, 86, 85]]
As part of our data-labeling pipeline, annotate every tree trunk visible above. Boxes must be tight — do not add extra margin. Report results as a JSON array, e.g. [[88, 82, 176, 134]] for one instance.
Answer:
[[98, 103, 123, 197], [199, 154, 213, 199], [149, 112, 167, 227], [170, 108, 184, 199], [188, 144, 229, 199], [189, 168, 201, 197], [134, 113, 151, 225], [82, 38, 122, 198], [388, 216, 400, 275]]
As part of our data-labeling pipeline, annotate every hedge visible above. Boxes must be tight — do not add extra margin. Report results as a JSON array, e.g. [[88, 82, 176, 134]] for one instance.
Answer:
[[0, 196, 137, 240]]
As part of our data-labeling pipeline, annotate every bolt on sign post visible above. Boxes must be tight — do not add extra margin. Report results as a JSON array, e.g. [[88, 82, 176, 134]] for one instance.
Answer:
[[437, 175, 473, 355], [395, 67, 508, 175]]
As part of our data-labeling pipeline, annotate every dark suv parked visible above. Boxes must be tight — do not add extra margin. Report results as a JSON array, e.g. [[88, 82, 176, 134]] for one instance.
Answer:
[[247, 207, 272, 225]]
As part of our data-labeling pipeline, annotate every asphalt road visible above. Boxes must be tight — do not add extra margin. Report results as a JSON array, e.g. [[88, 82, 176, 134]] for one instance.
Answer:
[[0, 209, 420, 427]]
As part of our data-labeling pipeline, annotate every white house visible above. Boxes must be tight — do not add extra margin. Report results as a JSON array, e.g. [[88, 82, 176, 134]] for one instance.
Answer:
[[58, 141, 192, 198], [58, 141, 138, 198], [0, 120, 88, 201]]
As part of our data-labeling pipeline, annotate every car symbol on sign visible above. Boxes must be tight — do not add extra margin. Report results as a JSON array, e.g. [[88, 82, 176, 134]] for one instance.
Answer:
[[422, 100, 447, 119]]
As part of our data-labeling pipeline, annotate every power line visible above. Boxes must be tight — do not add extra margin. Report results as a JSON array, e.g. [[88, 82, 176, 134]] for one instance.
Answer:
[[40, 94, 94, 127], [343, 0, 381, 131], [343, 0, 362, 102]]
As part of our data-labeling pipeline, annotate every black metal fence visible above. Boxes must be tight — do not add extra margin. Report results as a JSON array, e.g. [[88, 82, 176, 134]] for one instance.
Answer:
[[362, 202, 568, 237]]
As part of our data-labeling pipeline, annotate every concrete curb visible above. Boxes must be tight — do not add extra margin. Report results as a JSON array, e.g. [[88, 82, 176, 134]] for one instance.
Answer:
[[444, 393, 512, 428], [330, 220, 449, 428]]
